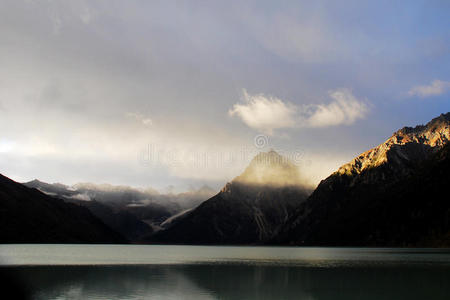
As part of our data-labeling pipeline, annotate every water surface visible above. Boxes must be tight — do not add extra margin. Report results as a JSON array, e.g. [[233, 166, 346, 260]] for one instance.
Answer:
[[1, 245, 449, 299]]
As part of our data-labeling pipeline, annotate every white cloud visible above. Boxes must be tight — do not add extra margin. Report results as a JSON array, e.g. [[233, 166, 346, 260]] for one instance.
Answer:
[[408, 80, 450, 98], [125, 112, 153, 126], [69, 193, 91, 201], [305, 89, 369, 128], [228, 90, 297, 135], [229, 89, 369, 134]]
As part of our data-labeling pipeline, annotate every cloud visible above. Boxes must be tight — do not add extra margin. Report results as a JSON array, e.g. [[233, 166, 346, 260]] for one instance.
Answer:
[[125, 112, 153, 126], [228, 90, 297, 135], [68, 193, 91, 201], [229, 89, 369, 134], [408, 80, 450, 98], [3, 0, 446, 191], [305, 89, 369, 128]]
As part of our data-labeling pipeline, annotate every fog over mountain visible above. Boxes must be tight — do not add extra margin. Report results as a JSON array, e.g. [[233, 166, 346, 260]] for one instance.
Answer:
[[25, 180, 215, 210], [234, 150, 304, 187], [0, 1, 449, 249], [149, 150, 311, 244], [23, 180, 216, 241], [2, 112, 449, 246]]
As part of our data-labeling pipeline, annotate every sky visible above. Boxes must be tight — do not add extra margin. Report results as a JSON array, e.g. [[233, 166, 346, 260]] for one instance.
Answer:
[[0, 0, 449, 192]]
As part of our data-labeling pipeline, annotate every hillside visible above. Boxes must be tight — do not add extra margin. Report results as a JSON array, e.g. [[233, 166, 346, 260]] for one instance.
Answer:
[[0, 174, 126, 244]]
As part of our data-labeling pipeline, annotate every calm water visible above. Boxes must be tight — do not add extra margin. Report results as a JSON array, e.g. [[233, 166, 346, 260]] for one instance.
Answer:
[[0, 245, 449, 300]]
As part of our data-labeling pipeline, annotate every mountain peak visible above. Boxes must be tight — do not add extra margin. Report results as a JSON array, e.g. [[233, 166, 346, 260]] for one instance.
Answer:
[[391, 112, 450, 147], [233, 150, 302, 187], [395, 112, 450, 136], [27, 179, 43, 185], [251, 150, 285, 164]]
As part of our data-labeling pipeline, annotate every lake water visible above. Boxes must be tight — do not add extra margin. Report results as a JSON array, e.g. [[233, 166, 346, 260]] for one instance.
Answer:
[[0, 245, 449, 299]]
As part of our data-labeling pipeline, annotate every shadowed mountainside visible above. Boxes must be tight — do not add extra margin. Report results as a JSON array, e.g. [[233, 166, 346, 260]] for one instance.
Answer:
[[0, 174, 126, 244]]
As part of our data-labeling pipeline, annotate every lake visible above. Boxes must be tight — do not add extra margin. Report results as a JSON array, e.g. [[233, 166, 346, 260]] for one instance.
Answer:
[[1, 245, 449, 299]]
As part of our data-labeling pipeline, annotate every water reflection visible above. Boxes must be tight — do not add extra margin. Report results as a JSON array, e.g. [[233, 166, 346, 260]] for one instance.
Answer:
[[4, 264, 450, 300]]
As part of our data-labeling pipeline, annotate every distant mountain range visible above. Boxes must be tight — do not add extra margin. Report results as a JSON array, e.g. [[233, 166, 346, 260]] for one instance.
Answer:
[[22, 180, 215, 242], [1, 112, 449, 246]]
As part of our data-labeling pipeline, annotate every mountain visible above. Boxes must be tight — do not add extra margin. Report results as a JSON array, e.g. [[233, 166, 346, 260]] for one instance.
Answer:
[[23, 181, 158, 241], [0, 174, 126, 244], [66, 199, 154, 242], [23, 180, 215, 241], [148, 150, 311, 244], [275, 112, 450, 247]]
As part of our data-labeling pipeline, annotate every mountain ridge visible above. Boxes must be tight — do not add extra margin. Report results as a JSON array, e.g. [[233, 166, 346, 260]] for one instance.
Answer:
[[0, 174, 127, 244], [275, 112, 450, 247], [336, 112, 449, 178]]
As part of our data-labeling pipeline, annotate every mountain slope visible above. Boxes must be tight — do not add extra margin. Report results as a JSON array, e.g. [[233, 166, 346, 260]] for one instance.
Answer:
[[0, 174, 126, 244], [23, 180, 154, 242], [148, 151, 311, 244], [68, 199, 154, 242], [275, 113, 450, 247]]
